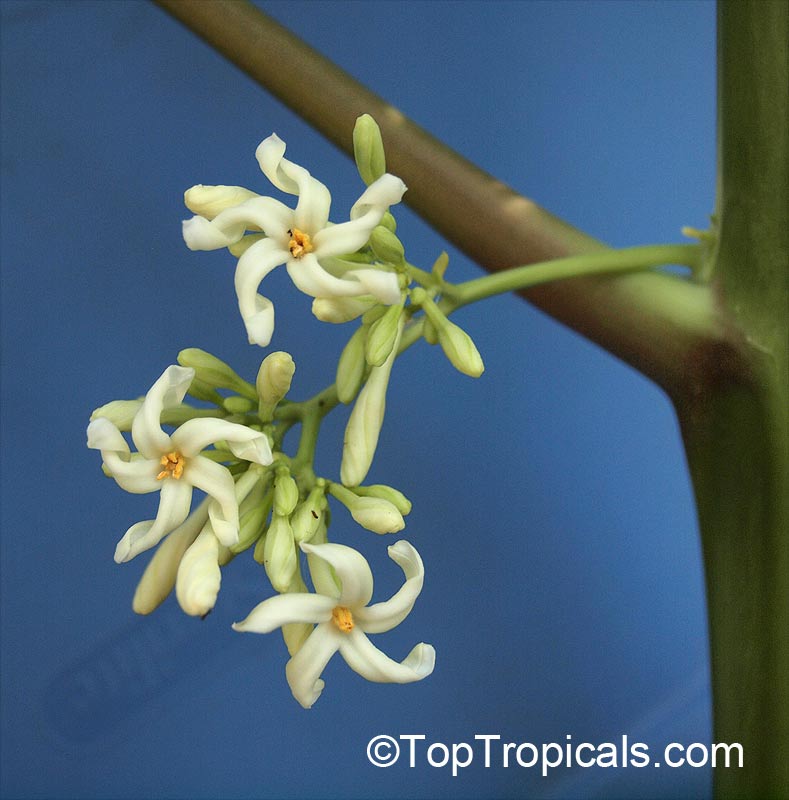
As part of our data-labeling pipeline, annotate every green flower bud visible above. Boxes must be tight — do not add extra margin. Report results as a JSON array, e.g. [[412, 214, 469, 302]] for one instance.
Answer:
[[273, 469, 299, 517], [262, 514, 297, 593], [336, 325, 368, 405], [417, 293, 485, 378], [369, 226, 405, 265], [311, 296, 376, 323], [422, 315, 439, 345], [90, 399, 143, 431], [330, 484, 405, 534], [352, 484, 412, 516], [379, 211, 397, 233], [353, 114, 386, 186], [232, 487, 273, 554], [223, 395, 255, 414], [184, 184, 259, 219], [365, 302, 404, 367], [340, 317, 404, 486], [178, 348, 257, 400], [291, 486, 327, 544], [257, 351, 296, 421], [186, 377, 224, 406]]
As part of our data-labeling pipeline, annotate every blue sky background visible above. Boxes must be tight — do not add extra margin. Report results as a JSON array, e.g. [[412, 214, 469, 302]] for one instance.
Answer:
[[1, 1, 716, 797]]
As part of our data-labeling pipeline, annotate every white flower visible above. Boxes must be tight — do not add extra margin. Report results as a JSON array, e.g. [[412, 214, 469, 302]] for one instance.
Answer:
[[232, 540, 435, 708], [87, 365, 273, 563], [182, 134, 406, 347]]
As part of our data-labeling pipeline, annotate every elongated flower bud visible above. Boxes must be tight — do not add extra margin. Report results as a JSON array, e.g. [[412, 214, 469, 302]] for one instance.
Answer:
[[184, 184, 260, 219], [178, 348, 257, 399], [340, 317, 404, 486], [336, 325, 368, 405], [369, 226, 405, 266], [311, 296, 376, 324], [263, 514, 297, 593], [365, 302, 403, 367], [353, 114, 386, 187], [176, 525, 222, 617], [352, 484, 412, 516], [273, 469, 299, 517], [413, 290, 484, 378], [330, 484, 405, 534], [290, 485, 326, 544], [132, 501, 210, 615], [90, 399, 143, 431], [257, 351, 295, 421]]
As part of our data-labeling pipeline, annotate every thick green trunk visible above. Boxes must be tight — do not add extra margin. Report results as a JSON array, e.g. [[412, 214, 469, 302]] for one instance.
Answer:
[[680, 2, 788, 796]]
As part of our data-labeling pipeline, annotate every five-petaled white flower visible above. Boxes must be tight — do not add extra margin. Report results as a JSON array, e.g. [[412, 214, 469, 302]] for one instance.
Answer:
[[232, 540, 435, 708], [87, 365, 273, 563], [182, 134, 406, 347]]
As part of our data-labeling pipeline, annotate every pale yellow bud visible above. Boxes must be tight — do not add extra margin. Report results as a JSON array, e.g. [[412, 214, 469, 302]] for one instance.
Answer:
[[340, 317, 404, 486], [312, 296, 376, 324], [263, 514, 297, 593], [273, 470, 299, 517], [257, 351, 295, 420], [330, 484, 405, 534], [335, 325, 368, 405], [132, 501, 209, 615], [353, 484, 412, 516], [369, 226, 405, 265], [184, 184, 260, 219], [176, 525, 222, 617], [90, 399, 143, 431], [178, 348, 257, 399]]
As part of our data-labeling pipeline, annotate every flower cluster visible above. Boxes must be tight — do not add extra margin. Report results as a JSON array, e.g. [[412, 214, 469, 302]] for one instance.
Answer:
[[86, 117, 449, 708]]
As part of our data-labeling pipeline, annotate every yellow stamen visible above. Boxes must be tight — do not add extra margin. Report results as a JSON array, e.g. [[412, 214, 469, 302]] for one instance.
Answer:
[[288, 228, 313, 259], [156, 451, 186, 480], [331, 606, 354, 633]]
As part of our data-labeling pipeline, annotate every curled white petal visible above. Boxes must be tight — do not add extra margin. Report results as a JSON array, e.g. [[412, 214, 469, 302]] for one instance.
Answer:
[[170, 418, 272, 464], [255, 135, 332, 235], [234, 237, 286, 347], [339, 631, 435, 684], [354, 541, 425, 634], [98, 451, 161, 494], [284, 622, 340, 709], [300, 541, 373, 609], [86, 417, 130, 456], [114, 479, 193, 563], [350, 173, 407, 220], [232, 593, 335, 634], [131, 366, 193, 459], [186, 456, 240, 547]]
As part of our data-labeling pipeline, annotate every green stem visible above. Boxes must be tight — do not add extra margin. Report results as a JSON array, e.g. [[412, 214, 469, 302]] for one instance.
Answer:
[[446, 244, 700, 308], [681, 3, 788, 796]]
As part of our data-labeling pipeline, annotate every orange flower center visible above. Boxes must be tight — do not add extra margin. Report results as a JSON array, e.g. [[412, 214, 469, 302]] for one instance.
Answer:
[[156, 451, 186, 480], [331, 606, 354, 633], [288, 228, 313, 259]]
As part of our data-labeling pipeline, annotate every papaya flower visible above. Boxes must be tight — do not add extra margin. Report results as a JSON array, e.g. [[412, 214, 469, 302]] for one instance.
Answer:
[[232, 540, 435, 708], [182, 134, 405, 347], [87, 365, 273, 563]]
